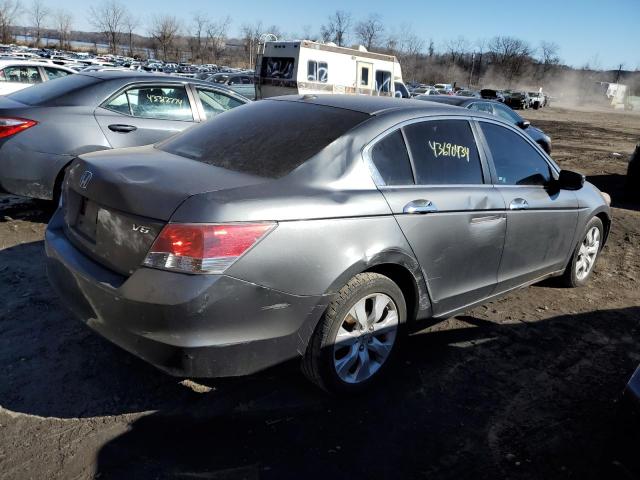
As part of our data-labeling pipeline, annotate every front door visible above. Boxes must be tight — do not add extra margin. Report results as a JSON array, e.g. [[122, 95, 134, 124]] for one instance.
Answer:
[[368, 119, 507, 316], [94, 84, 197, 149], [477, 120, 579, 291]]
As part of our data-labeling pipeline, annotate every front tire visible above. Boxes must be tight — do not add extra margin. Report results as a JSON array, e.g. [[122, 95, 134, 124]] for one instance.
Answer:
[[302, 273, 406, 394], [560, 217, 604, 287]]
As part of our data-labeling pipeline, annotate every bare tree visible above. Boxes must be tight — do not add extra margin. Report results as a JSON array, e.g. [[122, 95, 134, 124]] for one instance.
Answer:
[[206, 16, 230, 64], [540, 41, 560, 69], [320, 10, 351, 46], [55, 9, 73, 50], [487, 35, 533, 83], [354, 14, 383, 50], [122, 13, 138, 57], [0, 0, 20, 44], [28, 0, 48, 46], [149, 15, 181, 61], [189, 11, 208, 61], [89, 0, 127, 55]]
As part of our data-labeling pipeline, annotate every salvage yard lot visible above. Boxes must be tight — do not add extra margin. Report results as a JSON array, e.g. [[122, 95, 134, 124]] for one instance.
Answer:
[[1, 106, 639, 479]]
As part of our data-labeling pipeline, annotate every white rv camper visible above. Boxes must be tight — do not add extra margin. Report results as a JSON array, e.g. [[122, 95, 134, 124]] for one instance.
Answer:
[[255, 40, 409, 99]]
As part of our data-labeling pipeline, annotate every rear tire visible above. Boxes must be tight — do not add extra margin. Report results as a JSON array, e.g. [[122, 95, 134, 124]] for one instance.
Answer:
[[560, 217, 604, 287], [302, 273, 406, 395]]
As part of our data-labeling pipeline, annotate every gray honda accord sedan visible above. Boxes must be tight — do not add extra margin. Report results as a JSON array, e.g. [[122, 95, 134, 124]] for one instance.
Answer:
[[45, 95, 611, 394]]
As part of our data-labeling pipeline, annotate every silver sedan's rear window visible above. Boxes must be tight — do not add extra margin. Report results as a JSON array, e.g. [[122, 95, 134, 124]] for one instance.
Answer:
[[157, 100, 369, 179]]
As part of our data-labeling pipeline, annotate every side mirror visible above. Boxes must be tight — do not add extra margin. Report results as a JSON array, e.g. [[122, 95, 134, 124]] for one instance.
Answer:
[[558, 169, 585, 190], [517, 120, 531, 129]]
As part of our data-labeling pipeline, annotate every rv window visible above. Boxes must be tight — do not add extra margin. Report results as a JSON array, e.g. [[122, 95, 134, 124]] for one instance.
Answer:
[[376, 70, 392, 94], [261, 57, 295, 80], [307, 61, 317, 81], [318, 62, 328, 83], [361, 67, 369, 86], [308, 61, 328, 83]]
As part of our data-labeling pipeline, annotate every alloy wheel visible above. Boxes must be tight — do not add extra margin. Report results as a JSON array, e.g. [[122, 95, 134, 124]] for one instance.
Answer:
[[332, 293, 399, 384], [576, 226, 601, 281]]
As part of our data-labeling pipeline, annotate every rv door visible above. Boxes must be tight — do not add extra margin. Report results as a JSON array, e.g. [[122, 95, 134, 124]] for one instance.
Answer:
[[356, 61, 373, 95]]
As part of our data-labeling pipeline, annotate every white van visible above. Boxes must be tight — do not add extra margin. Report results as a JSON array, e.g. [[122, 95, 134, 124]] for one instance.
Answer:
[[255, 40, 409, 99]]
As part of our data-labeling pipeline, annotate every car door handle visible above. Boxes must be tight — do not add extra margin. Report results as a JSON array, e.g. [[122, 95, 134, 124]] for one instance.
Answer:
[[509, 198, 529, 210], [403, 199, 438, 214], [108, 124, 137, 133]]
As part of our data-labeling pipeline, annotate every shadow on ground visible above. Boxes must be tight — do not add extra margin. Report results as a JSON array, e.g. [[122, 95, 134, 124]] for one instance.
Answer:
[[1, 239, 639, 479]]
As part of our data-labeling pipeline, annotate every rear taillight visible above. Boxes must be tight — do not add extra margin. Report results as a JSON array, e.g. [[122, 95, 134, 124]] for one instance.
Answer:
[[143, 222, 276, 274], [0, 117, 37, 139]]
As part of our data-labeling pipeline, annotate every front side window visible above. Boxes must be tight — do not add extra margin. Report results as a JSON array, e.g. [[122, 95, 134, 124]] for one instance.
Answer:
[[492, 103, 521, 125], [0, 66, 42, 84], [43, 67, 71, 80], [403, 119, 483, 185], [197, 89, 245, 120], [104, 85, 193, 121], [481, 122, 552, 186], [370, 130, 414, 186], [375, 70, 392, 93]]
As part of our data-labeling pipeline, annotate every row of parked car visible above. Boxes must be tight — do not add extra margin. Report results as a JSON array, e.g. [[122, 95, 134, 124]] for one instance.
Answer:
[[408, 82, 551, 110]]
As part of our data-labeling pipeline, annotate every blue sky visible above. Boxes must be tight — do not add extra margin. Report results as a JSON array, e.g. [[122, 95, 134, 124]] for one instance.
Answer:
[[40, 0, 638, 70]]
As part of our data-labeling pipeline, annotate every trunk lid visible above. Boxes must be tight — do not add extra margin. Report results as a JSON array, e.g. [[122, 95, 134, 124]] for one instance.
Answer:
[[62, 145, 267, 276]]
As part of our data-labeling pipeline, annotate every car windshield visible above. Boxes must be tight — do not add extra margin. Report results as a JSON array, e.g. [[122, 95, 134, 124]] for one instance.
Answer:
[[7, 73, 101, 106], [157, 100, 369, 179]]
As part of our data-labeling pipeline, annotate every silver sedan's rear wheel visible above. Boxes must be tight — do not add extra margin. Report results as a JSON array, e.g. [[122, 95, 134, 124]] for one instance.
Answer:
[[302, 273, 406, 394], [333, 293, 399, 384], [561, 216, 604, 287]]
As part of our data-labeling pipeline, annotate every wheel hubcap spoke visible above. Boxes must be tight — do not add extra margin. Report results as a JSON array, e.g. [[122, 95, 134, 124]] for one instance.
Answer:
[[333, 292, 399, 384], [576, 226, 601, 280]]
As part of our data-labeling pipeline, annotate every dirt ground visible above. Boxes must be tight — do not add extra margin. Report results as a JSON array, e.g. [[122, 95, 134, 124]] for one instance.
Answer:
[[1, 106, 639, 480]]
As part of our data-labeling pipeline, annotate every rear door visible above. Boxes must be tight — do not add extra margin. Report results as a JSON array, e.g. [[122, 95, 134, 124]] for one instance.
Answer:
[[94, 83, 198, 149], [366, 118, 507, 316], [476, 120, 579, 290]]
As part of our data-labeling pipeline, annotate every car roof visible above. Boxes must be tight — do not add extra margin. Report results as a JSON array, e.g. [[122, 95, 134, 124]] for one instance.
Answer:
[[0, 59, 73, 69], [75, 70, 236, 90], [268, 94, 467, 116]]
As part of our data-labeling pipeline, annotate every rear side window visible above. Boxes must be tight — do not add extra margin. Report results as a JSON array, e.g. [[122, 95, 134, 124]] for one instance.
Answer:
[[469, 102, 493, 114], [370, 130, 414, 185], [158, 100, 368, 179], [104, 86, 193, 121], [481, 122, 552, 186], [44, 67, 71, 80], [197, 89, 245, 120], [403, 119, 483, 185]]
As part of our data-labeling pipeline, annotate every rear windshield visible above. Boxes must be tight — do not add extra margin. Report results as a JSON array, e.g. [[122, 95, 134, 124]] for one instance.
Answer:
[[8, 74, 101, 106], [157, 100, 368, 178]]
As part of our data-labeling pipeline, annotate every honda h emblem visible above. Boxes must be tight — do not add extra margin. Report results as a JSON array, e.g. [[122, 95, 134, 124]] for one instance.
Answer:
[[79, 171, 93, 189]]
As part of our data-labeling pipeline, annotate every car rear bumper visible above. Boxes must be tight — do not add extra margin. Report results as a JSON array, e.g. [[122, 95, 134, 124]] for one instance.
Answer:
[[44, 209, 330, 378]]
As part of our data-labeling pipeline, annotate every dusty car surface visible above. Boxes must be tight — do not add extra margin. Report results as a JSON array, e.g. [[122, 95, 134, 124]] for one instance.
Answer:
[[416, 94, 553, 153], [45, 95, 611, 394], [0, 71, 249, 201]]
